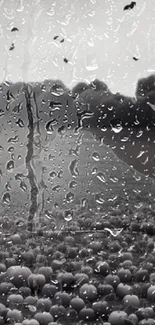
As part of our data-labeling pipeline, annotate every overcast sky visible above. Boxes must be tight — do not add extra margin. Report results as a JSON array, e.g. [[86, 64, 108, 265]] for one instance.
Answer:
[[0, 0, 154, 96]]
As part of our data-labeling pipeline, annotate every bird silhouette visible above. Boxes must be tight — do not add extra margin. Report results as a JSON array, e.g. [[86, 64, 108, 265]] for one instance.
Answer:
[[9, 43, 15, 51], [11, 27, 19, 32], [124, 1, 136, 11], [53, 35, 59, 40], [64, 58, 68, 63], [133, 57, 139, 61], [60, 38, 64, 43]]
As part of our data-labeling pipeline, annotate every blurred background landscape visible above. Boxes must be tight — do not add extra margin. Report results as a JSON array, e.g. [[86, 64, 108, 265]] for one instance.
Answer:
[[1, 77, 155, 231]]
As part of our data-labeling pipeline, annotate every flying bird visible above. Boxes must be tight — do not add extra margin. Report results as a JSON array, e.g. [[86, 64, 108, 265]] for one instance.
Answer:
[[123, 1, 136, 10], [9, 43, 15, 51], [60, 38, 64, 43], [53, 35, 59, 40], [133, 57, 139, 61], [64, 58, 68, 63], [11, 27, 19, 32]]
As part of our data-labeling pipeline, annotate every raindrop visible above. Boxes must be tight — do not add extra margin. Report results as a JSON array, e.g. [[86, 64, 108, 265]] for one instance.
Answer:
[[96, 172, 106, 183], [16, 118, 24, 127], [69, 180, 77, 189], [27, 305, 36, 312], [0, 145, 4, 151], [20, 180, 27, 192], [65, 191, 74, 203], [45, 210, 53, 220], [120, 136, 130, 142], [81, 198, 87, 207], [133, 174, 142, 181], [110, 177, 119, 183], [49, 171, 57, 178], [101, 126, 108, 132], [8, 146, 14, 153], [136, 130, 143, 138], [68, 159, 79, 177], [8, 135, 19, 143], [64, 210, 73, 222], [15, 173, 24, 181], [0, 109, 4, 117], [91, 167, 97, 174], [49, 107, 60, 114], [57, 170, 63, 178], [85, 54, 98, 71], [51, 85, 65, 96], [92, 152, 100, 161], [57, 125, 66, 135], [41, 85, 46, 92], [6, 160, 14, 172], [136, 151, 145, 158], [52, 185, 61, 192], [110, 119, 123, 133], [104, 227, 123, 237], [45, 120, 55, 134], [2, 192, 11, 204], [5, 182, 11, 191], [95, 194, 105, 204]]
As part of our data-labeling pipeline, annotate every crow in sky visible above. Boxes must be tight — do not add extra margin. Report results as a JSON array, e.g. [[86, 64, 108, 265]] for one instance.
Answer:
[[64, 58, 68, 63], [60, 38, 64, 43], [123, 1, 136, 10], [9, 43, 15, 51], [53, 35, 59, 40], [133, 56, 139, 61], [11, 27, 19, 32]]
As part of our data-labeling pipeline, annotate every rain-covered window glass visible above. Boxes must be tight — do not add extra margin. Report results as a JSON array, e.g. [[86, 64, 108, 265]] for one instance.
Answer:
[[0, 1, 155, 324]]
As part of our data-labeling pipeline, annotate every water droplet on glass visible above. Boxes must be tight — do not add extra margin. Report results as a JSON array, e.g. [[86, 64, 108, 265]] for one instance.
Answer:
[[69, 180, 77, 189], [136, 130, 143, 138], [51, 85, 65, 96], [52, 185, 61, 192], [81, 198, 87, 207], [6, 160, 14, 172], [15, 173, 24, 181], [20, 180, 27, 192], [8, 146, 14, 153], [5, 182, 11, 191], [0, 109, 4, 117], [91, 167, 97, 174], [57, 170, 63, 178], [136, 151, 145, 158], [110, 177, 119, 183], [101, 126, 108, 132], [92, 152, 100, 161], [64, 210, 73, 222], [65, 191, 74, 203], [45, 120, 56, 134], [2, 192, 11, 204], [8, 135, 19, 143], [45, 210, 53, 220], [85, 54, 98, 71], [110, 119, 123, 133], [120, 136, 129, 142], [16, 118, 24, 128], [49, 171, 57, 178], [104, 227, 123, 237], [95, 194, 105, 204], [96, 172, 106, 183], [69, 159, 79, 178]]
